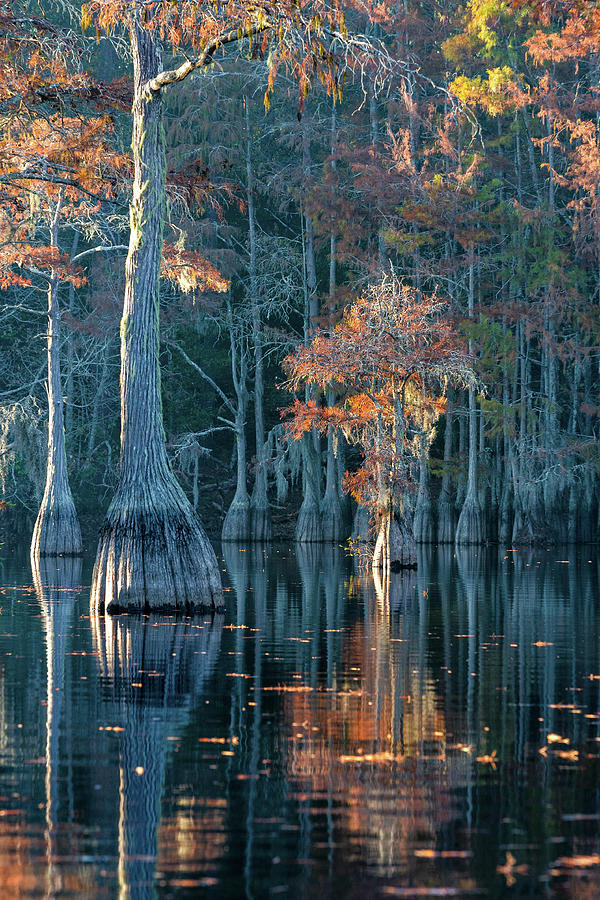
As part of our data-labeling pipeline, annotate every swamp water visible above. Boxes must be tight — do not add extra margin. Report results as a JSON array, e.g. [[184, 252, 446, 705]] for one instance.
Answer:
[[0, 543, 599, 897]]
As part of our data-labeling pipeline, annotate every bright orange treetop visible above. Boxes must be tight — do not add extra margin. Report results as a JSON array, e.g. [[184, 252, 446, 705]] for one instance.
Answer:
[[283, 272, 476, 508]]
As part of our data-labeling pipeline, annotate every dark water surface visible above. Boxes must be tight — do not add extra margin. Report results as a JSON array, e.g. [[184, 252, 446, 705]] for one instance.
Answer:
[[1, 544, 600, 897]]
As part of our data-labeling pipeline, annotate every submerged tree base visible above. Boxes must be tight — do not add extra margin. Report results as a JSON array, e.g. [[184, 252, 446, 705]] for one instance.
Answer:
[[221, 500, 251, 542], [250, 504, 272, 542], [373, 511, 417, 573], [455, 495, 484, 545], [31, 499, 82, 558], [296, 501, 323, 543], [321, 492, 347, 543], [91, 502, 222, 614]]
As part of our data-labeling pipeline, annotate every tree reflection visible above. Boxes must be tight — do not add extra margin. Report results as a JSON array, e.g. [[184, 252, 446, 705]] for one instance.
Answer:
[[32, 554, 82, 898], [91, 611, 223, 899]]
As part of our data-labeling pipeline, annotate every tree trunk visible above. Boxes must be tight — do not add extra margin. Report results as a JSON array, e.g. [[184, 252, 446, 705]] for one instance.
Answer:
[[296, 119, 322, 543], [31, 198, 82, 558], [437, 406, 455, 542], [246, 98, 271, 541], [91, 20, 221, 613], [222, 298, 250, 541], [456, 252, 483, 545], [455, 387, 484, 544], [86, 338, 111, 465], [372, 508, 417, 574], [296, 432, 323, 542], [321, 396, 345, 542], [351, 503, 372, 543], [413, 436, 433, 543], [320, 101, 345, 543]]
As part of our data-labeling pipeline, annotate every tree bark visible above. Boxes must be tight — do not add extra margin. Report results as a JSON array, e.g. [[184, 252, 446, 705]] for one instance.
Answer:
[[31, 197, 82, 558], [222, 297, 250, 541], [320, 101, 345, 543], [437, 405, 455, 542], [246, 98, 271, 541], [372, 508, 417, 574], [456, 251, 483, 545], [413, 434, 433, 543], [296, 119, 323, 543], [91, 19, 221, 612]]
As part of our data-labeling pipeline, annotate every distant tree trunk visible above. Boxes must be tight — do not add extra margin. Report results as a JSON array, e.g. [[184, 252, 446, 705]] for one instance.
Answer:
[[456, 250, 483, 545], [351, 503, 372, 543], [297, 432, 323, 543], [64, 230, 78, 446], [296, 120, 322, 543], [320, 100, 345, 543], [369, 83, 387, 273], [437, 405, 455, 542], [372, 404, 416, 573], [86, 339, 111, 466], [567, 363, 579, 542], [222, 296, 250, 541], [91, 19, 221, 612], [321, 411, 345, 541], [498, 326, 513, 543], [246, 98, 271, 541], [512, 329, 544, 544], [31, 196, 82, 558], [413, 434, 433, 543]]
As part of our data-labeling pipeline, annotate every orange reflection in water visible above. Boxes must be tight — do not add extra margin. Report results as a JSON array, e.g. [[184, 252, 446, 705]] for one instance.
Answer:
[[280, 578, 471, 876]]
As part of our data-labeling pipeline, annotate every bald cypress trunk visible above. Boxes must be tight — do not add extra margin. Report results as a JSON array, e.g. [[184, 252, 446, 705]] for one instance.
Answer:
[[222, 298, 250, 541], [246, 99, 271, 541], [31, 200, 82, 558], [91, 21, 221, 613], [320, 102, 345, 543], [413, 435, 433, 543], [296, 120, 323, 543], [456, 252, 483, 545], [372, 507, 417, 574], [437, 406, 455, 542]]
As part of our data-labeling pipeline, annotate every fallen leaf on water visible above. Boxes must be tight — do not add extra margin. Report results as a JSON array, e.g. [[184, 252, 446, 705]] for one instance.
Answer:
[[263, 685, 313, 692], [338, 752, 403, 764], [553, 749, 579, 761], [476, 750, 498, 768], [497, 852, 530, 887], [553, 855, 600, 869]]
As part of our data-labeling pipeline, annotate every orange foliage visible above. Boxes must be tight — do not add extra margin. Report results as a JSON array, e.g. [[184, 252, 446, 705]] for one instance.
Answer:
[[161, 243, 229, 294], [283, 272, 474, 508]]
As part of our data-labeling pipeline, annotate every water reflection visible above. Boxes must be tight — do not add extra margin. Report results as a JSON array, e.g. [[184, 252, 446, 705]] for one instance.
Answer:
[[33, 555, 82, 897], [1, 545, 600, 896], [91, 611, 223, 898]]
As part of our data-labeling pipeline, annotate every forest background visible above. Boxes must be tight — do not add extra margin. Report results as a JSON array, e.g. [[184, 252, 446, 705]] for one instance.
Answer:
[[1, 0, 599, 554]]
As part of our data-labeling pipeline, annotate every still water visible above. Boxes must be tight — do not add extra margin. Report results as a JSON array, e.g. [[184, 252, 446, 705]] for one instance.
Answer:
[[0, 544, 599, 897]]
